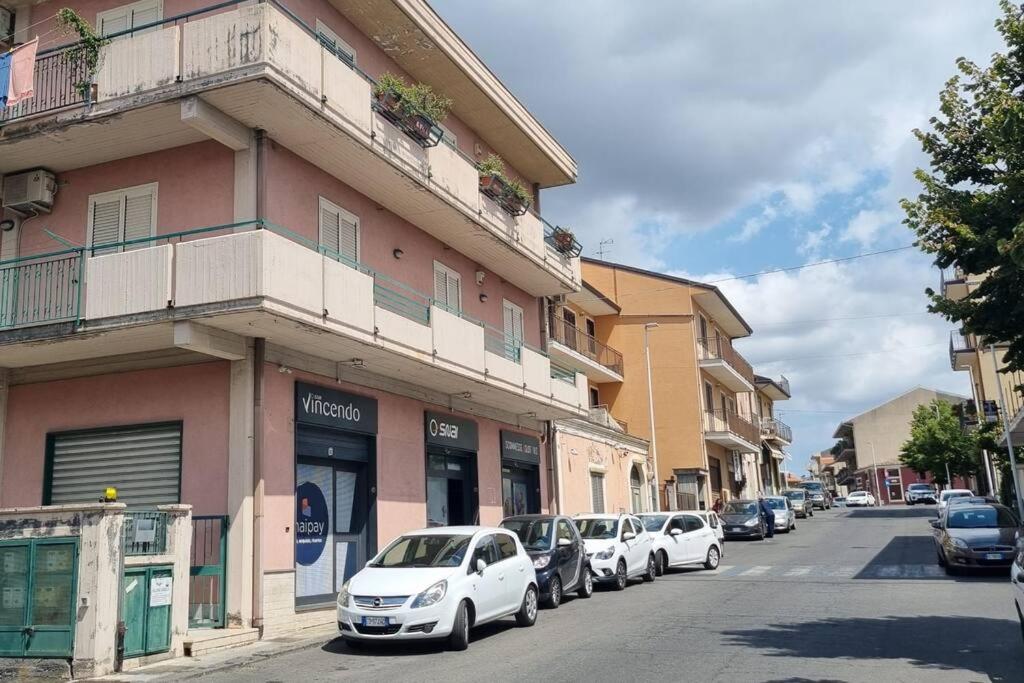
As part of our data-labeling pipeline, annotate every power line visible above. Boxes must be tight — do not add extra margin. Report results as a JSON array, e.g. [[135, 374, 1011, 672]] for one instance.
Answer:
[[706, 244, 917, 283], [747, 311, 930, 328]]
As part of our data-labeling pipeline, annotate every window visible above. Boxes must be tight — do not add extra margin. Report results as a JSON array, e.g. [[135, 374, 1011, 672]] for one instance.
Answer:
[[589, 387, 600, 408], [502, 300, 524, 360], [556, 520, 574, 544], [471, 536, 499, 568], [620, 518, 635, 540], [698, 314, 709, 340], [315, 19, 356, 64], [318, 197, 359, 263], [87, 183, 157, 253], [495, 533, 517, 560], [585, 318, 597, 356], [668, 516, 686, 533], [590, 473, 605, 513], [433, 261, 462, 313], [683, 516, 703, 533], [704, 381, 714, 412], [97, 0, 162, 36]]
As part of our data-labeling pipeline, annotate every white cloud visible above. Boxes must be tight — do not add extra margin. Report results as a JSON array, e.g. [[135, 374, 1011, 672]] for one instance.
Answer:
[[842, 209, 899, 247], [799, 223, 833, 257], [730, 204, 779, 243]]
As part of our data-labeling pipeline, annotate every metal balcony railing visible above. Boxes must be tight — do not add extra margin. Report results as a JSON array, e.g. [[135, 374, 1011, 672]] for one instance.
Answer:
[[703, 409, 760, 446], [949, 330, 975, 369], [761, 418, 793, 443], [697, 335, 754, 385], [548, 311, 624, 376], [0, 251, 83, 329]]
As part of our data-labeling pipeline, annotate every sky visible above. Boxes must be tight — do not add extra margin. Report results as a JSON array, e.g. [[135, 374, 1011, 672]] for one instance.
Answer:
[[432, 0, 1003, 474]]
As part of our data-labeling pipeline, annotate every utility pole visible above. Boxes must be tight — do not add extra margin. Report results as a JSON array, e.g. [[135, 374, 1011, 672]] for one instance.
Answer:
[[644, 322, 660, 511], [990, 345, 1024, 521]]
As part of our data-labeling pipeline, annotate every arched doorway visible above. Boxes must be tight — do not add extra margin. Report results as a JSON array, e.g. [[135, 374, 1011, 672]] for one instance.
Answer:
[[630, 464, 644, 513]]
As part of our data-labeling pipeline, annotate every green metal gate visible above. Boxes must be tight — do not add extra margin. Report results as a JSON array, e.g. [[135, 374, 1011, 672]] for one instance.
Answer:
[[122, 565, 172, 658], [0, 538, 78, 658], [189, 516, 227, 628]]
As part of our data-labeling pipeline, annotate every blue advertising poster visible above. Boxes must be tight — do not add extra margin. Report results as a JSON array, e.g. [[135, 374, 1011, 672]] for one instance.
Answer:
[[295, 481, 329, 566], [295, 464, 333, 599]]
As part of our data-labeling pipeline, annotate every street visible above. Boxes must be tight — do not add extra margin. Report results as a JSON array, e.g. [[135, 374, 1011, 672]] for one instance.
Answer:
[[194, 507, 1023, 683]]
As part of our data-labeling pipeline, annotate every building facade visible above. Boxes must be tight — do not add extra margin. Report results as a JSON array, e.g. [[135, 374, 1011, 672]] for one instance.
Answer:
[[754, 375, 792, 495]]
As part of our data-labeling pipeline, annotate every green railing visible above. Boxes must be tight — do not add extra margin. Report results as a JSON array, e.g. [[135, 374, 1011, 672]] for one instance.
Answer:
[[0, 251, 83, 330], [124, 511, 169, 556]]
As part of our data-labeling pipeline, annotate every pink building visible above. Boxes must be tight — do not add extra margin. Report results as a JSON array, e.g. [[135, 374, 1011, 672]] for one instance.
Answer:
[[0, 0, 586, 641]]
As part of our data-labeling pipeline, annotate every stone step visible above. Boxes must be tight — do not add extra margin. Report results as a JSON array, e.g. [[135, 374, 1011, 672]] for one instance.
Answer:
[[183, 628, 260, 657]]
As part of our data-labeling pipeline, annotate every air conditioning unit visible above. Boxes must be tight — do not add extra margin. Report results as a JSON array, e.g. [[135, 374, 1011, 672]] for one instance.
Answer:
[[550, 294, 567, 305], [0, 8, 13, 48], [2, 169, 57, 213]]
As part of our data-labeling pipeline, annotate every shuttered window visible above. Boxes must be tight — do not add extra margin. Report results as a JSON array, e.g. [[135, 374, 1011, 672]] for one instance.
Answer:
[[315, 19, 356, 65], [47, 423, 182, 507], [87, 184, 157, 253], [433, 261, 461, 313], [502, 299, 524, 361], [97, 0, 163, 37], [318, 197, 359, 263], [590, 472, 605, 514]]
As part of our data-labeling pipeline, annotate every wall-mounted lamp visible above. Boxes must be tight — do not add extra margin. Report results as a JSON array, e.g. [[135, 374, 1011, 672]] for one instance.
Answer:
[[278, 365, 293, 374], [475, 270, 485, 286], [392, 248, 404, 260], [479, 293, 488, 303], [0, 219, 16, 232]]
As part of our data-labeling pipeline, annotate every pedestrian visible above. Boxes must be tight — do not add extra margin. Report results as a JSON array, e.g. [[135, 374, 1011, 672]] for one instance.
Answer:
[[712, 497, 723, 514], [757, 493, 775, 541]]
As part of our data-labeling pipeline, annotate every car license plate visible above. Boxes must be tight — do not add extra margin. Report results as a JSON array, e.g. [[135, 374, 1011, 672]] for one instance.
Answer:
[[985, 553, 1003, 561], [361, 616, 390, 627], [730, 526, 744, 532]]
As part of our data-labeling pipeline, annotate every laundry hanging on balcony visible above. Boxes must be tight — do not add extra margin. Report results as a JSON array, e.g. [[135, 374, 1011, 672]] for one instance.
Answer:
[[0, 38, 38, 108]]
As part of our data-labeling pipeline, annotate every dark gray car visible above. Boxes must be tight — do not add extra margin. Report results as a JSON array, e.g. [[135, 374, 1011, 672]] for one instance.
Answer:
[[931, 503, 1022, 575], [720, 500, 768, 540], [783, 489, 814, 518]]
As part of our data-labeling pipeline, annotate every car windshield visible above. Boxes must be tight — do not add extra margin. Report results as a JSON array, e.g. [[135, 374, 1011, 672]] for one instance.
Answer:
[[501, 519, 553, 551], [908, 484, 934, 491], [724, 501, 757, 515], [575, 518, 618, 539], [941, 491, 972, 502], [850, 492, 866, 497], [784, 491, 805, 500], [368, 534, 472, 568], [766, 498, 786, 510], [800, 483, 824, 492], [639, 515, 669, 532], [947, 507, 1018, 529]]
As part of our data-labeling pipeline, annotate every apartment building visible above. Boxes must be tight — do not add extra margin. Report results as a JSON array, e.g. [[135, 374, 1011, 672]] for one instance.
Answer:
[[754, 374, 792, 495], [0, 0, 587, 641], [579, 259, 777, 511], [832, 387, 970, 503], [809, 449, 841, 496]]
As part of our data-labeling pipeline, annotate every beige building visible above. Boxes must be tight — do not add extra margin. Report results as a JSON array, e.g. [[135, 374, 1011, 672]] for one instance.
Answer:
[[755, 375, 792, 494]]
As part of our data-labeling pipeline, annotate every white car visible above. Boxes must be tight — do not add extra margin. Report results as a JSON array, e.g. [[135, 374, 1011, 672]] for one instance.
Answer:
[[637, 512, 722, 575], [1013, 540, 1024, 647], [692, 510, 726, 554], [337, 526, 538, 650], [937, 489, 975, 516], [574, 514, 656, 590], [846, 490, 876, 507]]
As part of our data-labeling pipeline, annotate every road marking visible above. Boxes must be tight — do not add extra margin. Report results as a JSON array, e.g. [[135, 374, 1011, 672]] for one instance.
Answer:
[[739, 565, 771, 576], [784, 566, 812, 577]]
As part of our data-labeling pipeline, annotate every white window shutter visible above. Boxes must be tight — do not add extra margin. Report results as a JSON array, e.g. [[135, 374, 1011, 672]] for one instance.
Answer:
[[123, 190, 155, 250], [339, 214, 358, 262], [503, 302, 514, 333], [130, 4, 160, 29], [446, 274, 460, 312], [320, 203, 341, 254], [433, 266, 448, 307], [99, 10, 129, 36], [90, 197, 123, 251]]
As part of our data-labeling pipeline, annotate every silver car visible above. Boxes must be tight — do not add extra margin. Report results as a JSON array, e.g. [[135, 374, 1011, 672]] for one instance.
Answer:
[[764, 496, 797, 533]]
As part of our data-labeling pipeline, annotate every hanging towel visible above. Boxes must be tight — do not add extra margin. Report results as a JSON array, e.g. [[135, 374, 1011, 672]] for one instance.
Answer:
[[0, 53, 11, 109], [6, 38, 39, 107]]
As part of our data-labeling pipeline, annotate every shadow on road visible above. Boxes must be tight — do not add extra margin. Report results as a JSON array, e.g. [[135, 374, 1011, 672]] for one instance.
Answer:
[[853, 535, 1011, 582], [843, 507, 938, 519], [722, 615, 1023, 679], [323, 617, 522, 657]]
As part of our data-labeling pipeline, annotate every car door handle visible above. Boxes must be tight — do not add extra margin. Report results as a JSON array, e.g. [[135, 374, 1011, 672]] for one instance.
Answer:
[[498, 574, 505, 581]]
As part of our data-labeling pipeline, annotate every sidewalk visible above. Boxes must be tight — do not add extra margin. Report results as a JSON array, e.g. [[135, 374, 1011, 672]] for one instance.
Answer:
[[88, 625, 338, 682]]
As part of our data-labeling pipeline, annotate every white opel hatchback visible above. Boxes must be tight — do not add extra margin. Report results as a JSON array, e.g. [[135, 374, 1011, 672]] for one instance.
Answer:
[[637, 512, 722, 575], [574, 514, 656, 590], [337, 526, 538, 650]]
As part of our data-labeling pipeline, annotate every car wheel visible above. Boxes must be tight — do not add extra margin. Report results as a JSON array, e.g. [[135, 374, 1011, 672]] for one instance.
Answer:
[[704, 545, 721, 570], [643, 554, 656, 582], [613, 560, 627, 591], [544, 576, 562, 609], [655, 550, 667, 576], [809, 509, 813, 517], [944, 563, 960, 576], [515, 585, 538, 627], [577, 570, 593, 599], [448, 600, 470, 651]]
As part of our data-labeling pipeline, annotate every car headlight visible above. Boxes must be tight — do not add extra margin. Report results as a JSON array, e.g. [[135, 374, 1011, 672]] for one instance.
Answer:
[[533, 554, 552, 569], [411, 579, 447, 609], [594, 547, 615, 560], [951, 538, 970, 550], [744, 518, 758, 527], [337, 581, 351, 608]]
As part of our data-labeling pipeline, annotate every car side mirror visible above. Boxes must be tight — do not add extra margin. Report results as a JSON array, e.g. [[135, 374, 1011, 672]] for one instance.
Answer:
[[622, 531, 636, 541], [557, 537, 572, 548], [929, 520, 940, 530], [475, 558, 487, 574], [669, 528, 683, 536]]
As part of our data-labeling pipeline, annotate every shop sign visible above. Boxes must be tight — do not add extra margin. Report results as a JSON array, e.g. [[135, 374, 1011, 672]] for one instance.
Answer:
[[425, 412, 478, 451], [500, 430, 540, 465], [295, 382, 378, 434], [295, 481, 329, 566]]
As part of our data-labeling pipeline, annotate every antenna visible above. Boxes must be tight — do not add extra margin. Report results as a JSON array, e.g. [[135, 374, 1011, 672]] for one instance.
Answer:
[[596, 238, 614, 259]]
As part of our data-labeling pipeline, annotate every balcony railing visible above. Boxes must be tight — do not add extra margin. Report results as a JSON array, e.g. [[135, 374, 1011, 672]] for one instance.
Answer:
[[761, 418, 793, 443], [697, 336, 754, 385], [0, 49, 91, 123], [547, 311, 624, 376], [703, 409, 760, 446], [949, 330, 975, 370], [0, 251, 83, 330]]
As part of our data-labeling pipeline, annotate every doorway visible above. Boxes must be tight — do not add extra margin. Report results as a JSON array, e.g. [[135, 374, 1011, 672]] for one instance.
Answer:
[[501, 462, 539, 516], [426, 449, 478, 526]]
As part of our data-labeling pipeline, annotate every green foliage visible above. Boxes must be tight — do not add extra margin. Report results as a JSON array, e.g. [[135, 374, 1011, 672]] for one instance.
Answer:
[[57, 8, 108, 98], [902, 0, 1024, 375], [899, 400, 979, 485], [373, 72, 452, 124], [477, 154, 531, 203]]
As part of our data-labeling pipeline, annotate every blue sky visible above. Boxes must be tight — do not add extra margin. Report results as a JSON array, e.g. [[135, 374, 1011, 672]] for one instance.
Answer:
[[432, 0, 1002, 472]]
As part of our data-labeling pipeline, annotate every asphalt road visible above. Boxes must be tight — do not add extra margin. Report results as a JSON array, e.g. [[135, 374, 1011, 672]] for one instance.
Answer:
[[196, 507, 1024, 683]]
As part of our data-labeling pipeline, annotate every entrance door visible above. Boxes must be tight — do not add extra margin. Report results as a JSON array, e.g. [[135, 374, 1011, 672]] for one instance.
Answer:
[[426, 449, 477, 526], [501, 462, 539, 517], [0, 538, 77, 658], [562, 309, 577, 350]]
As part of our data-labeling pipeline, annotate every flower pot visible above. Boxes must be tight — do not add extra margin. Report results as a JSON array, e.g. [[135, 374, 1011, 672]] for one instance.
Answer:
[[502, 192, 531, 216], [404, 112, 434, 142], [479, 172, 507, 201]]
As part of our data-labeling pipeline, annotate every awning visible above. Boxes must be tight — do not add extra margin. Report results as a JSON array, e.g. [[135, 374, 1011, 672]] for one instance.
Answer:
[[767, 444, 786, 461]]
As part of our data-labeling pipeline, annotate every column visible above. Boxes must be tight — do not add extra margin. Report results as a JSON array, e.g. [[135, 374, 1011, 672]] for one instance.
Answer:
[[225, 341, 255, 627]]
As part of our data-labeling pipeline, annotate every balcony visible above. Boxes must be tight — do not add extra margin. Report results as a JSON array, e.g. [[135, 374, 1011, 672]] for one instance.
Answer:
[[587, 405, 627, 433], [546, 315, 624, 383], [761, 418, 793, 445], [697, 336, 754, 392], [949, 330, 976, 371], [702, 409, 759, 453], [0, 1, 579, 298], [939, 267, 970, 301], [0, 221, 588, 419]]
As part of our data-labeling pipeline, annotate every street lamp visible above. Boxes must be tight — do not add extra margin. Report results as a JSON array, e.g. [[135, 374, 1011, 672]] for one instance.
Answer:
[[643, 322, 660, 511], [867, 441, 882, 506]]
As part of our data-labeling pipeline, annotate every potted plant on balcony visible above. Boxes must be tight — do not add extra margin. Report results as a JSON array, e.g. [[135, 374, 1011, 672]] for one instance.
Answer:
[[57, 8, 108, 100], [477, 154, 532, 216], [550, 226, 581, 257], [372, 72, 452, 147]]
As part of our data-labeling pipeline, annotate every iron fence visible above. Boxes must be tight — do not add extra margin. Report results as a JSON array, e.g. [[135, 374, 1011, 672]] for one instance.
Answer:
[[547, 308, 624, 376], [0, 252, 83, 330], [123, 510, 169, 556], [697, 335, 754, 385], [703, 409, 760, 446]]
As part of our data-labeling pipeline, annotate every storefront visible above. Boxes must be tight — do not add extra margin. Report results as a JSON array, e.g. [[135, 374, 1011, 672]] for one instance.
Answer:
[[500, 430, 541, 516], [424, 412, 479, 526], [293, 382, 377, 608]]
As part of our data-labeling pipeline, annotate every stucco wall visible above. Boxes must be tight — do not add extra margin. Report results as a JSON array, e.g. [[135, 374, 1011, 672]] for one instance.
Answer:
[[1, 362, 231, 513], [555, 426, 648, 516]]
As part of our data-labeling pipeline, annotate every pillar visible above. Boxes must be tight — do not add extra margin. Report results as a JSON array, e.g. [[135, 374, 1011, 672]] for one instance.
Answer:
[[225, 341, 255, 627]]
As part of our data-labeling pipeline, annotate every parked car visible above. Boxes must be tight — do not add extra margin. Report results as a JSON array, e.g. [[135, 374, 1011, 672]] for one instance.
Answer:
[[832, 496, 847, 507], [500, 514, 593, 608], [797, 481, 832, 509], [637, 512, 722, 575], [845, 490, 876, 507], [337, 526, 538, 650], [1013, 540, 1024, 646], [905, 483, 938, 505], [937, 489, 975, 516], [765, 495, 797, 533], [720, 500, 769, 540], [931, 503, 1022, 575], [574, 514, 656, 590], [692, 510, 726, 553], [783, 489, 814, 518]]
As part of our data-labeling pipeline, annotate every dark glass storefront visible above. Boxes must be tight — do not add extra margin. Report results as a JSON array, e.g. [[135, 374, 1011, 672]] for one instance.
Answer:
[[424, 412, 479, 526], [500, 430, 541, 516]]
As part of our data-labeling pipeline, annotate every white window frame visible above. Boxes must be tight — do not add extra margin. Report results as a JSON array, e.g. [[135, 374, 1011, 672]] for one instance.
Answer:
[[318, 196, 360, 262], [86, 182, 158, 252], [97, 0, 163, 37], [315, 19, 356, 64], [433, 260, 462, 311]]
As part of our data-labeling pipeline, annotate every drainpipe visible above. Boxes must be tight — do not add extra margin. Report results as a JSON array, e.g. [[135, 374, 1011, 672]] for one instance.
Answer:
[[251, 338, 266, 634], [550, 422, 564, 514]]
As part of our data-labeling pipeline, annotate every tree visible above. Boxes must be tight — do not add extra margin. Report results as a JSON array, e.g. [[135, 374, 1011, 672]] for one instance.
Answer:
[[902, 0, 1024, 374], [899, 400, 979, 485]]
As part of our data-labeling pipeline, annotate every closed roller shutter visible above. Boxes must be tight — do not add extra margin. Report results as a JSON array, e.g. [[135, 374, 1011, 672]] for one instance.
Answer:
[[590, 473, 605, 514], [49, 424, 182, 506]]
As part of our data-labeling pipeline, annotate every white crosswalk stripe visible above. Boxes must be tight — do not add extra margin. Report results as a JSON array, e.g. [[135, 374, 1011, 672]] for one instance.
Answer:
[[698, 564, 948, 579]]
